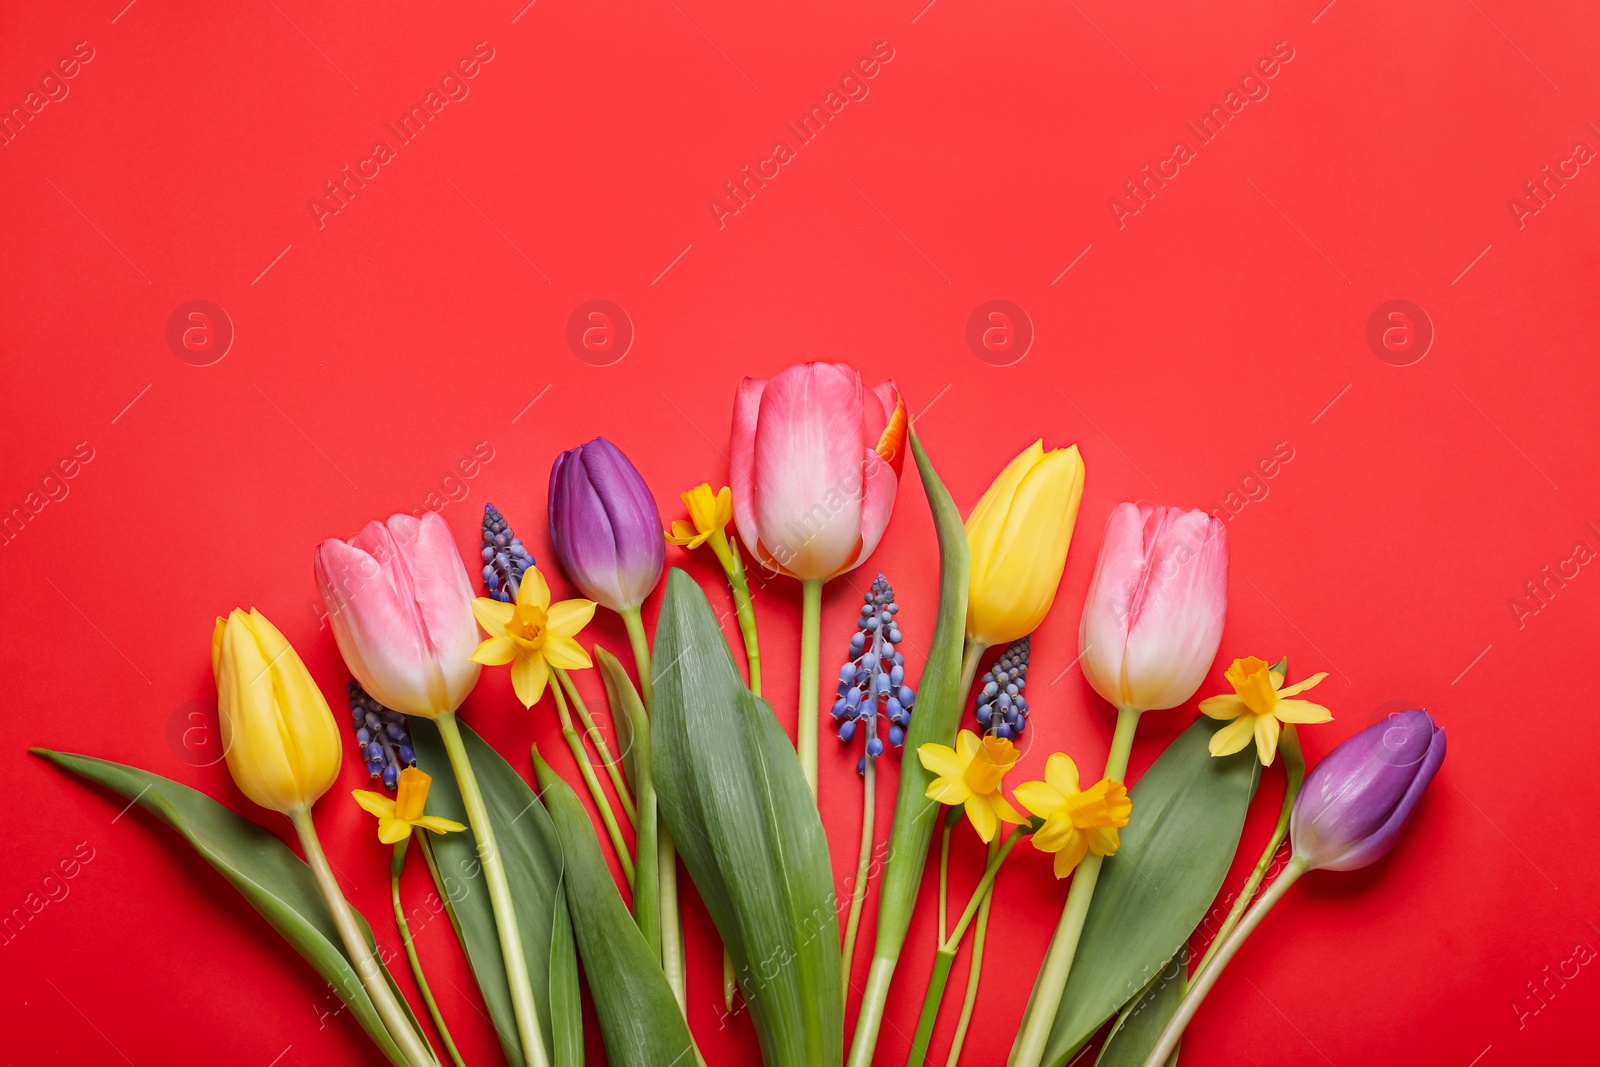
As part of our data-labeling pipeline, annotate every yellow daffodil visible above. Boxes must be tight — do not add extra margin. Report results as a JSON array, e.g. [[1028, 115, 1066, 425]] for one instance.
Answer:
[[1014, 753, 1131, 878], [1200, 656, 1331, 765], [471, 565, 595, 707], [665, 483, 737, 571], [352, 766, 466, 844], [918, 729, 1027, 842]]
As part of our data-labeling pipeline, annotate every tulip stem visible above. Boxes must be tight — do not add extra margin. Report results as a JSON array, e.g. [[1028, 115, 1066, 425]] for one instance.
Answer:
[[621, 607, 654, 711], [549, 683, 635, 889], [958, 641, 987, 709], [840, 750, 878, 1010], [391, 838, 468, 1067], [1194, 724, 1305, 983], [556, 666, 636, 826], [289, 809, 439, 1067], [1009, 704, 1142, 1067], [435, 711, 551, 1067], [798, 577, 824, 797], [1141, 858, 1307, 1067]]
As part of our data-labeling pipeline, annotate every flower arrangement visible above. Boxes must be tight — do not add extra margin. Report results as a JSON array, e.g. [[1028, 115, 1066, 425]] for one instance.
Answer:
[[31, 364, 1445, 1067]]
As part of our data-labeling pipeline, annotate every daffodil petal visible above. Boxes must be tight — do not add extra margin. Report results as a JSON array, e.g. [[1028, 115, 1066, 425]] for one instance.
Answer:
[[955, 730, 980, 763], [1277, 672, 1328, 698], [965, 794, 998, 843], [472, 598, 515, 634], [1030, 813, 1076, 853], [1198, 694, 1246, 720], [542, 633, 593, 671], [377, 818, 413, 844], [510, 654, 550, 707], [1254, 713, 1281, 766], [519, 567, 552, 612], [1087, 824, 1122, 857], [918, 744, 964, 781], [414, 816, 467, 835], [1051, 832, 1089, 878], [352, 790, 396, 820], [1044, 752, 1080, 797], [926, 777, 970, 806], [1209, 715, 1256, 758], [546, 598, 597, 637], [1013, 780, 1064, 818], [472, 635, 517, 666], [991, 794, 1027, 825], [1273, 699, 1334, 724]]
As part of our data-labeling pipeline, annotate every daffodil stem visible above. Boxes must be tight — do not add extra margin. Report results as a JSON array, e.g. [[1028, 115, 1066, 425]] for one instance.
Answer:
[[840, 751, 878, 1011], [1194, 724, 1306, 983], [937, 818, 953, 942], [289, 809, 438, 1067], [391, 838, 468, 1067], [798, 577, 824, 797], [621, 607, 654, 710], [1009, 704, 1142, 1067], [727, 537, 762, 696], [556, 666, 636, 826], [944, 864, 995, 1067], [435, 711, 550, 1067], [907, 832, 1020, 1066], [549, 684, 635, 889], [1141, 859, 1307, 1067]]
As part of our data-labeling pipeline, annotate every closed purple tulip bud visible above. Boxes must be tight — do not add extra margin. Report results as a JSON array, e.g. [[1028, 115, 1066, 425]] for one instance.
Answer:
[[1291, 709, 1446, 872], [548, 437, 666, 612]]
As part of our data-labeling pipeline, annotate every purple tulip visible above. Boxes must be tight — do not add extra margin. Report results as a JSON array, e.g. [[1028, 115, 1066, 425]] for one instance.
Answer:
[[548, 437, 666, 612], [1291, 709, 1446, 871]]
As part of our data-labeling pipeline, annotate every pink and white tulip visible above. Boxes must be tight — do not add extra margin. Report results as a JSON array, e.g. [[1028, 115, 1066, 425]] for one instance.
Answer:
[[1078, 503, 1228, 711], [730, 362, 908, 580], [314, 512, 481, 719]]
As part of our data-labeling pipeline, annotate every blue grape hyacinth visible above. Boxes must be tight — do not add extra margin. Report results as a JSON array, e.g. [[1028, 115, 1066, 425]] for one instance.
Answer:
[[975, 636, 1030, 740], [349, 680, 415, 790], [482, 502, 535, 603], [831, 574, 915, 775]]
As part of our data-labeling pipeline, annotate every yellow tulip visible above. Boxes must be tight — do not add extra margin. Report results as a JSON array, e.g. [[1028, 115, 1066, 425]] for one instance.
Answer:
[[210, 608, 343, 815], [964, 441, 1086, 647]]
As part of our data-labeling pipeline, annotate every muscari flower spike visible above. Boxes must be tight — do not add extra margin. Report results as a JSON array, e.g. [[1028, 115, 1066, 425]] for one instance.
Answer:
[[975, 635, 1030, 740], [348, 680, 415, 790], [830, 574, 915, 775], [482, 502, 535, 603]]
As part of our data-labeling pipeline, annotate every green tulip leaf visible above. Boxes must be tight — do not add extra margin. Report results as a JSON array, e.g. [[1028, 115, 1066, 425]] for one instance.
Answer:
[[597, 644, 659, 954], [533, 749, 697, 1067], [408, 719, 581, 1067], [1095, 954, 1184, 1067], [651, 568, 842, 1066], [31, 748, 416, 1067], [1041, 718, 1260, 1066]]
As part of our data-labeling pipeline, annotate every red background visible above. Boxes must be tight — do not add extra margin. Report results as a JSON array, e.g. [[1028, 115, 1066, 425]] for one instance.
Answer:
[[2, 0, 1596, 1064]]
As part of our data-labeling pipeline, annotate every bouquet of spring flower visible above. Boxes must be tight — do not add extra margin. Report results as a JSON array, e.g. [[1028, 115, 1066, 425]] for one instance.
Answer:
[[32, 362, 1446, 1067]]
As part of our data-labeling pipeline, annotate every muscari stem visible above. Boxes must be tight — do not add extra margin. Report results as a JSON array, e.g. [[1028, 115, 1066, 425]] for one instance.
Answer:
[[840, 749, 878, 1010], [436, 710, 550, 1067], [798, 577, 824, 796], [391, 838, 468, 1067], [1009, 704, 1143, 1067], [549, 682, 635, 889], [1194, 724, 1306, 982], [727, 537, 763, 696], [1142, 859, 1308, 1067], [289, 808, 438, 1067], [907, 832, 1021, 1067], [557, 666, 636, 826]]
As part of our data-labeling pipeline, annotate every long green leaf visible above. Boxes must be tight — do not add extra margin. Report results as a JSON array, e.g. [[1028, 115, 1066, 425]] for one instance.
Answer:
[[1041, 719, 1260, 1066], [874, 427, 971, 959], [532, 749, 696, 1067], [1095, 955, 1184, 1067], [598, 644, 658, 954], [408, 719, 581, 1067], [31, 748, 411, 1067], [651, 568, 842, 1066]]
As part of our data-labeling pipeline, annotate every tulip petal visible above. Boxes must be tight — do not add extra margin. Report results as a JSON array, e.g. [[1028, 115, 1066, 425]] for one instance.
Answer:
[[1014, 780, 1065, 818], [510, 654, 550, 708], [472, 635, 517, 666], [1078, 502, 1148, 707], [1209, 715, 1256, 757], [729, 377, 770, 568], [407, 512, 485, 712], [542, 633, 593, 671], [317, 534, 436, 718], [245, 609, 341, 805], [1198, 694, 1246, 720], [216, 612, 304, 813], [1274, 699, 1333, 724], [1120, 508, 1229, 711], [965, 442, 1044, 587], [352, 790, 396, 819]]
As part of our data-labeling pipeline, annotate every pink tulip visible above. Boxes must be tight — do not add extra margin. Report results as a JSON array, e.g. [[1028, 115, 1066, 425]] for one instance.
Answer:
[[1078, 503, 1228, 711], [315, 512, 482, 719], [730, 362, 908, 580]]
